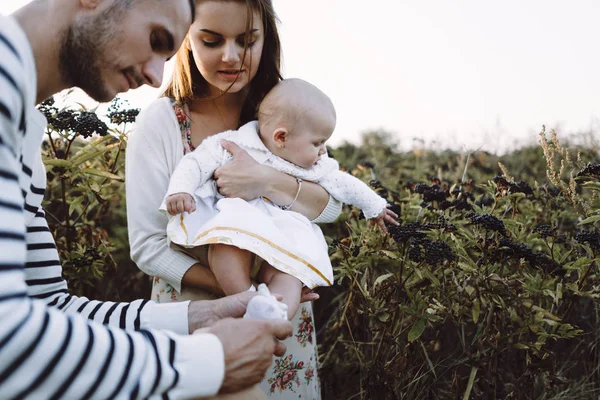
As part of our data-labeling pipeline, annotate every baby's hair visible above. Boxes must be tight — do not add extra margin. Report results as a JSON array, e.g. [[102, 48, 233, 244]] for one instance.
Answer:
[[258, 78, 335, 136]]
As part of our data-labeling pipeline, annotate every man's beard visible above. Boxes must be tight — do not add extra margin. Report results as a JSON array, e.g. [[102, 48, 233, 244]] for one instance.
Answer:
[[58, 9, 121, 102]]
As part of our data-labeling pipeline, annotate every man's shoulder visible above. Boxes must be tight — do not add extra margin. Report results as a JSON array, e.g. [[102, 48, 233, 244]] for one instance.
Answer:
[[0, 14, 38, 152], [0, 15, 36, 89]]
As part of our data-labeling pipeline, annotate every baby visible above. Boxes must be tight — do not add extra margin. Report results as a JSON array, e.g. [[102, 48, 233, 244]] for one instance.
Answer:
[[162, 78, 398, 320]]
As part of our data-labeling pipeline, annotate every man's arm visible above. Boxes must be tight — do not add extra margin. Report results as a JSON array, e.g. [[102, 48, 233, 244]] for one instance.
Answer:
[[0, 17, 223, 398]]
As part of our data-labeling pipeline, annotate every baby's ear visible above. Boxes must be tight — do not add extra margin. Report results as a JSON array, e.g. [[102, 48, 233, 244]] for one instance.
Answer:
[[273, 128, 289, 148]]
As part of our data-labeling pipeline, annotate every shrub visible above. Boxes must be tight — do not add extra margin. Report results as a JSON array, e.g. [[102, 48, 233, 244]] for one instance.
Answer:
[[39, 94, 149, 301], [39, 98, 600, 398], [319, 131, 600, 399]]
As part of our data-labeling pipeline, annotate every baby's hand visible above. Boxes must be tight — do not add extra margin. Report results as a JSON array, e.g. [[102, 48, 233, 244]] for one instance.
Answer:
[[166, 193, 196, 216], [370, 205, 399, 233]]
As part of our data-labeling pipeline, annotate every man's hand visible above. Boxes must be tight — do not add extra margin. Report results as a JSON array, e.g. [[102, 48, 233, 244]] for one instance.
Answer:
[[214, 140, 271, 200], [166, 193, 195, 215], [188, 292, 257, 333], [370, 205, 399, 233], [188, 291, 318, 333], [207, 318, 293, 394]]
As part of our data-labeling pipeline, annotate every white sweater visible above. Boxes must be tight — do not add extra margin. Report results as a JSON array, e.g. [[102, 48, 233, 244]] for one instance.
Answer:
[[165, 121, 388, 219], [127, 98, 343, 292], [0, 15, 223, 399]]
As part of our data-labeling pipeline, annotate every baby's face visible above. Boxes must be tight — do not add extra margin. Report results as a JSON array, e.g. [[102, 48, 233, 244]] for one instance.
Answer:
[[279, 111, 335, 169]]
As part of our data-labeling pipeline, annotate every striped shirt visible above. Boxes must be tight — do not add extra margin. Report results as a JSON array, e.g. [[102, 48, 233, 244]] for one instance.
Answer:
[[0, 14, 224, 399]]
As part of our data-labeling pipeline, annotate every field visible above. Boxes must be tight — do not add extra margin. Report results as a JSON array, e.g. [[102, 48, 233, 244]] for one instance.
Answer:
[[40, 97, 600, 399]]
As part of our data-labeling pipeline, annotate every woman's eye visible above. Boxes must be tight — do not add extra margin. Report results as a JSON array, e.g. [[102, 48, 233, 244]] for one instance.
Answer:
[[202, 40, 220, 48], [236, 37, 256, 48]]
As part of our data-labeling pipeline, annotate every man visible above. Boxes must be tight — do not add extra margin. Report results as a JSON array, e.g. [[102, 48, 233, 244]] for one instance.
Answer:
[[0, 0, 298, 398]]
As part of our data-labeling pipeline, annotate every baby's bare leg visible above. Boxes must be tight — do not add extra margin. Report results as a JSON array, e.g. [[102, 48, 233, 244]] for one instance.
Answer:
[[208, 244, 253, 295], [259, 264, 302, 320]]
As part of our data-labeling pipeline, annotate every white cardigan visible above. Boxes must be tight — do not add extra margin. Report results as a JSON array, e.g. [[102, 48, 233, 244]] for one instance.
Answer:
[[126, 98, 342, 292], [164, 121, 387, 219]]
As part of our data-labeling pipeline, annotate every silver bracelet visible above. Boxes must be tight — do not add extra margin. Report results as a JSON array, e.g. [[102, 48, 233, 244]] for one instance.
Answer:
[[281, 177, 302, 210]]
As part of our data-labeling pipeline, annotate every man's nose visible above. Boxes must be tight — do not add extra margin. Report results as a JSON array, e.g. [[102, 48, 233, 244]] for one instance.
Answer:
[[141, 57, 165, 88]]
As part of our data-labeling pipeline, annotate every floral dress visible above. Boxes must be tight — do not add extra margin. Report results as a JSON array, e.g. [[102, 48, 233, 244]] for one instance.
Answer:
[[151, 100, 321, 399]]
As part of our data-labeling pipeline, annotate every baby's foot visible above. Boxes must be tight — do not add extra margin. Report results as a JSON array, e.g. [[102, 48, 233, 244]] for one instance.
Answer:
[[243, 283, 288, 320]]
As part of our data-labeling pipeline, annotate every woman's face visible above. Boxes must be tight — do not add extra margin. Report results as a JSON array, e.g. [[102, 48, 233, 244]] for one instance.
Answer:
[[189, 1, 265, 97]]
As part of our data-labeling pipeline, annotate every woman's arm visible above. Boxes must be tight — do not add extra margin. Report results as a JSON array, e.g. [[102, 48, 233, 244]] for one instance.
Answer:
[[215, 140, 342, 221], [126, 99, 222, 295], [262, 168, 330, 220]]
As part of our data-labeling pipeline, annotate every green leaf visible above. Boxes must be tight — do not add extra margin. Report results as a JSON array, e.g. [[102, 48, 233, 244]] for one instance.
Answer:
[[82, 168, 123, 181], [71, 149, 106, 167], [465, 285, 475, 297], [578, 215, 600, 225], [581, 181, 600, 192], [408, 318, 426, 342], [472, 300, 481, 323], [378, 312, 390, 322], [380, 250, 400, 260], [44, 159, 73, 168], [374, 273, 394, 287], [557, 249, 573, 264], [89, 180, 101, 193]]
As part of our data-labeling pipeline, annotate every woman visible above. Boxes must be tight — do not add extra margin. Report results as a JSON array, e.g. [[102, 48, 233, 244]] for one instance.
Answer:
[[126, 0, 341, 398]]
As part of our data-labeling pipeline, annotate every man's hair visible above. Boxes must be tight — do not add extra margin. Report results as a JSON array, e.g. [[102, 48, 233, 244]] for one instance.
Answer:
[[188, 0, 196, 22]]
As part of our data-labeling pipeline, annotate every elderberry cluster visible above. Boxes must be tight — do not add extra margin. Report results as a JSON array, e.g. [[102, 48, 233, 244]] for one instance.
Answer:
[[421, 216, 456, 232], [369, 180, 389, 198], [468, 212, 507, 236], [407, 238, 455, 266], [51, 110, 78, 132], [107, 109, 140, 125], [493, 176, 534, 196], [576, 163, 600, 179], [575, 230, 600, 251], [38, 97, 77, 132], [75, 111, 108, 138], [538, 184, 562, 198], [498, 238, 559, 272], [388, 223, 427, 244], [69, 246, 101, 268], [360, 160, 375, 169], [38, 96, 57, 120], [534, 224, 557, 239], [37, 97, 108, 137], [413, 183, 448, 203], [107, 96, 139, 125]]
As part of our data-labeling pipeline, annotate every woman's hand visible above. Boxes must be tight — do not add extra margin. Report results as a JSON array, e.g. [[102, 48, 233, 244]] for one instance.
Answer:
[[214, 140, 272, 200]]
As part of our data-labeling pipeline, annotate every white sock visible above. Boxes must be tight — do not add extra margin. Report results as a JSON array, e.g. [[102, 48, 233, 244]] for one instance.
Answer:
[[247, 284, 256, 292], [243, 283, 288, 320]]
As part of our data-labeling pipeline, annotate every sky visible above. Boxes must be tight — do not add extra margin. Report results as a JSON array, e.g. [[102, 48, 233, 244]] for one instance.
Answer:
[[3, 0, 600, 153]]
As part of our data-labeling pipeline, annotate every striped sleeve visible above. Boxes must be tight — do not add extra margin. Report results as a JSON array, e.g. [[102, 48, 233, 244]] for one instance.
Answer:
[[25, 209, 154, 330], [0, 15, 224, 399]]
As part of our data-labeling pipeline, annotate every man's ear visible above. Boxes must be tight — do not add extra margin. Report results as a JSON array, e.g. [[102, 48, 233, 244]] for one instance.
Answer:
[[79, 0, 103, 10], [273, 128, 288, 148]]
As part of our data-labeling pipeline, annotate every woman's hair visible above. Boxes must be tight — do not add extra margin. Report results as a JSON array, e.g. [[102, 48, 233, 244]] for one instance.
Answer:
[[162, 0, 282, 126]]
